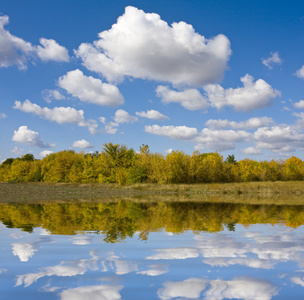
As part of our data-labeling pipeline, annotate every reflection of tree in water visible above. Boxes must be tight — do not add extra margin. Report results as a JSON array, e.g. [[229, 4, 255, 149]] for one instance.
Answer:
[[1, 201, 304, 242]]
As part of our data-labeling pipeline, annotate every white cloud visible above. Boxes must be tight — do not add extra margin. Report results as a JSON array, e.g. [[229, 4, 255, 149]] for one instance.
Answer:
[[137, 264, 168, 276], [166, 148, 173, 154], [40, 150, 54, 158], [0, 113, 7, 118], [12, 242, 38, 262], [72, 139, 93, 149], [145, 124, 250, 151], [262, 52, 282, 69], [296, 65, 304, 79], [203, 277, 277, 300], [14, 99, 98, 134], [72, 236, 92, 245], [145, 125, 198, 140], [0, 269, 6, 275], [0, 15, 69, 69], [194, 128, 251, 151], [158, 277, 277, 300], [136, 109, 168, 120], [253, 125, 304, 152], [10, 146, 24, 155], [0, 15, 33, 69], [158, 278, 207, 300], [204, 74, 280, 112], [146, 248, 199, 260], [42, 89, 65, 103], [16, 251, 99, 287], [114, 260, 138, 275], [291, 276, 304, 287], [206, 117, 274, 130], [59, 284, 123, 300], [12, 126, 53, 148], [58, 69, 124, 107], [75, 6, 231, 86], [99, 117, 119, 134], [203, 257, 275, 269], [294, 100, 304, 109], [241, 147, 262, 155], [156, 86, 209, 110], [113, 109, 138, 124], [36, 38, 69, 62]]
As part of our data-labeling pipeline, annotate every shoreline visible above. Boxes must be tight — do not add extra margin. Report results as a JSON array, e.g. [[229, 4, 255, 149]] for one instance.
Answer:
[[1, 181, 304, 204]]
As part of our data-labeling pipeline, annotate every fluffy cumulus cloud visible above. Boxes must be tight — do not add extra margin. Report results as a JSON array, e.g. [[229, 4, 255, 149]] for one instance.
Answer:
[[72, 139, 93, 149], [262, 52, 282, 69], [204, 74, 280, 112], [136, 109, 168, 120], [253, 125, 304, 152], [0, 15, 33, 69], [75, 6, 231, 86], [156, 86, 209, 110], [36, 38, 69, 62], [14, 99, 98, 134], [145, 125, 198, 140], [58, 69, 124, 107], [0, 15, 69, 69], [113, 109, 138, 124], [12, 126, 53, 148], [296, 65, 304, 79], [206, 117, 274, 130]]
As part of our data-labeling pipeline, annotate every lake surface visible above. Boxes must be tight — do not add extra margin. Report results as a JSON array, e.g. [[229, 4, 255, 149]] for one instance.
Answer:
[[1, 201, 304, 299]]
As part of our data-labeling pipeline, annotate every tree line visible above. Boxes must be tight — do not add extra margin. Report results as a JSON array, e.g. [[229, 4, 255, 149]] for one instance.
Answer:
[[1, 201, 303, 241], [1, 143, 304, 184]]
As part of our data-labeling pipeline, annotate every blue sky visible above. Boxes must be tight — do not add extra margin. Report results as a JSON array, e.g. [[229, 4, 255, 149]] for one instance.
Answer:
[[1, 0, 304, 161]]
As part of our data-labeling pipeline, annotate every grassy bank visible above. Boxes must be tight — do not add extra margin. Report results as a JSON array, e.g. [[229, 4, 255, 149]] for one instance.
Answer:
[[1, 181, 304, 204]]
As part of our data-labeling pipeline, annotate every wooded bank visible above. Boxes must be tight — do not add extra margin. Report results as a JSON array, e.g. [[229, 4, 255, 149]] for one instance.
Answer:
[[1, 143, 304, 185]]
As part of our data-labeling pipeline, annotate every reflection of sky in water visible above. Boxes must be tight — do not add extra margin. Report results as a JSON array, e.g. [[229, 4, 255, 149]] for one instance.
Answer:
[[1, 223, 304, 299]]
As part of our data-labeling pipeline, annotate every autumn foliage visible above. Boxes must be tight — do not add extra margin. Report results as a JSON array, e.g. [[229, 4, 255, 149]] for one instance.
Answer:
[[1, 143, 304, 184]]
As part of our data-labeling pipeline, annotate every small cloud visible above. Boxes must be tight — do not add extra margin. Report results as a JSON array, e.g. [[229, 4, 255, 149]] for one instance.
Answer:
[[0, 113, 7, 118], [262, 52, 282, 69], [58, 69, 124, 107], [296, 65, 304, 79], [114, 109, 138, 124], [36, 38, 69, 62], [241, 147, 262, 155], [42, 89, 65, 103], [10, 146, 24, 155], [294, 100, 304, 109], [156, 86, 209, 111], [12, 126, 54, 148], [136, 109, 168, 121], [72, 139, 93, 149], [40, 150, 54, 158], [166, 148, 173, 154]]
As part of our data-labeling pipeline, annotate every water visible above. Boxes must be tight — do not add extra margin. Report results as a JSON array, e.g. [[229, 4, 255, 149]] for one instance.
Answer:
[[1, 201, 304, 299]]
